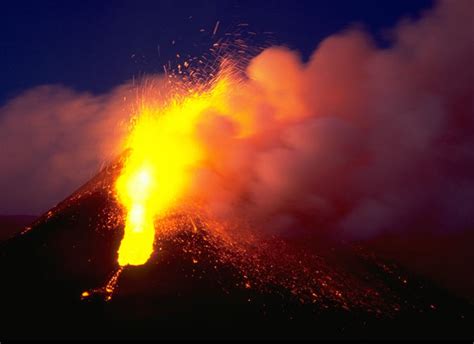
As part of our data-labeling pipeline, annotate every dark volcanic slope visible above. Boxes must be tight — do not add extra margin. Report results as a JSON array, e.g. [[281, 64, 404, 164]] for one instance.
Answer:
[[0, 215, 37, 241], [0, 162, 472, 340]]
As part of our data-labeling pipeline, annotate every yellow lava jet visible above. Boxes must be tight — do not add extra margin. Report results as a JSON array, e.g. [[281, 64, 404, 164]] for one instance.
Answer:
[[115, 75, 234, 266]]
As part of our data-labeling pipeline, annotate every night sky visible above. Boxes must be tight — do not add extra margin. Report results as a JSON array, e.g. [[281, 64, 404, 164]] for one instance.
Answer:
[[0, 0, 432, 104]]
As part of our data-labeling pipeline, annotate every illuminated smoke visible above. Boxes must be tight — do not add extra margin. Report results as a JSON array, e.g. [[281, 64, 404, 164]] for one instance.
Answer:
[[187, 0, 474, 239], [0, 83, 136, 214]]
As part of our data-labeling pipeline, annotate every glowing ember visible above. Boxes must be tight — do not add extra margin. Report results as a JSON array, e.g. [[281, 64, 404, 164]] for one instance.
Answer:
[[81, 267, 123, 301]]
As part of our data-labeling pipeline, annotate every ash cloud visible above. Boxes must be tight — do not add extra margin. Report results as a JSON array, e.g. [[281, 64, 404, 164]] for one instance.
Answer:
[[192, 0, 474, 239], [0, 84, 134, 215]]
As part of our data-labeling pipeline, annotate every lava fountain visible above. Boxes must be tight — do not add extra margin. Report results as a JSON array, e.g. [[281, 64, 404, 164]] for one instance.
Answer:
[[115, 72, 235, 266]]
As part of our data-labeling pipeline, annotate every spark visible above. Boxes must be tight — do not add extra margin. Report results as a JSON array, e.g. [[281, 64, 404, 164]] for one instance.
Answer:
[[212, 21, 220, 36]]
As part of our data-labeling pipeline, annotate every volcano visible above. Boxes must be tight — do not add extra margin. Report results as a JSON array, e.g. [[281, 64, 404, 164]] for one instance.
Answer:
[[0, 160, 472, 341]]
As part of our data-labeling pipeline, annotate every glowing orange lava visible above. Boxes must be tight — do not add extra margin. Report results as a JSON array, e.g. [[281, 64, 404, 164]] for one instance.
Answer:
[[115, 72, 237, 266]]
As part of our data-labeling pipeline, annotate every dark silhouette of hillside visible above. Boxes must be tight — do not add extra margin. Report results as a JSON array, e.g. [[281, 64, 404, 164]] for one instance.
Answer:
[[0, 215, 37, 241], [0, 160, 472, 340]]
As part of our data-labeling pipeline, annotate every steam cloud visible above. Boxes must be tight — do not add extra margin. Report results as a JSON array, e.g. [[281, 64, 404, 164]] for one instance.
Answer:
[[1, 0, 473, 243], [191, 0, 474, 238], [0, 84, 133, 214]]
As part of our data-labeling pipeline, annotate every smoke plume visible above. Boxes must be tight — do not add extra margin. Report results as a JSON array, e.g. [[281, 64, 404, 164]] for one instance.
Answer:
[[0, 84, 134, 214], [189, 0, 474, 239]]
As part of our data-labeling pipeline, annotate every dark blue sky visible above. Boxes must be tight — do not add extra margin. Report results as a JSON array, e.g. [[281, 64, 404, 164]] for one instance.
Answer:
[[0, 0, 433, 104]]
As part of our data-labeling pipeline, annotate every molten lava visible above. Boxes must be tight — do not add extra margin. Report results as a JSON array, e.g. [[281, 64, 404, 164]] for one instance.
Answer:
[[115, 74, 234, 266]]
